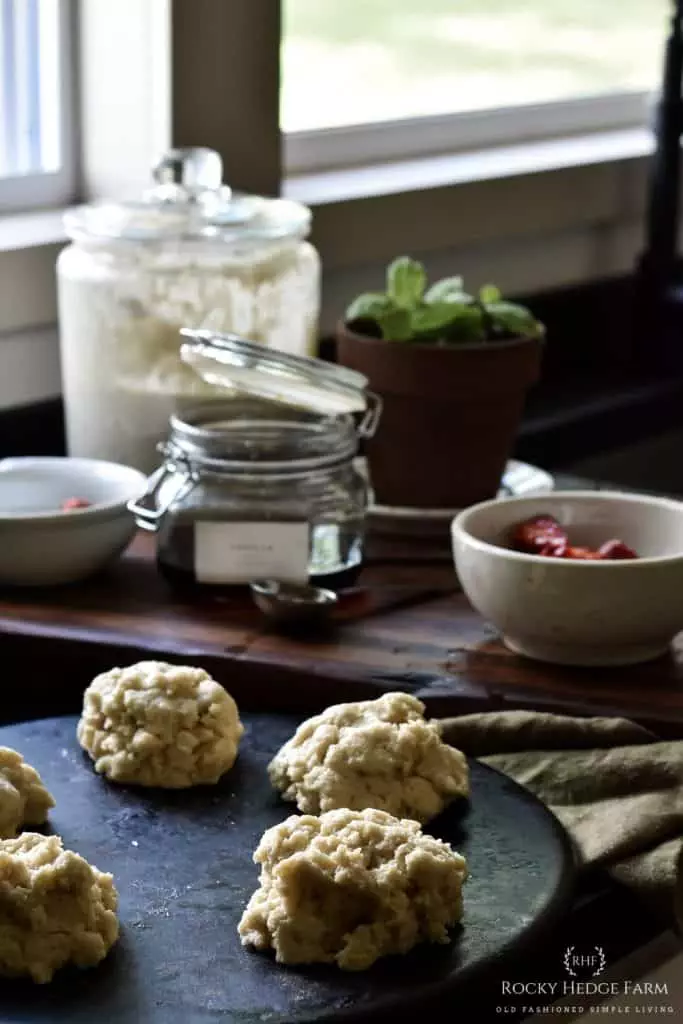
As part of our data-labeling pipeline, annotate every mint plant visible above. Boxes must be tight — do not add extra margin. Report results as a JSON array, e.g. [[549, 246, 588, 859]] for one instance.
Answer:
[[345, 257, 543, 344]]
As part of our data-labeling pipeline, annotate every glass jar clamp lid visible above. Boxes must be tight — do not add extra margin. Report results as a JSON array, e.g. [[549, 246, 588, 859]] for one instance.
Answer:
[[178, 328, 381, 432], [128, 333, 381, 589]]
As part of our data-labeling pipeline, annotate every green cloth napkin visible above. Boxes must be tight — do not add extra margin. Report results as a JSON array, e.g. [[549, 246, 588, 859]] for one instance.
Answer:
[[439, 710, 683, 931]]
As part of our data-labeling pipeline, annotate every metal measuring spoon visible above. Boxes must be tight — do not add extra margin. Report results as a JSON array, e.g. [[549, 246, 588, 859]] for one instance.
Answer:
[[250, 580, 338, 630]]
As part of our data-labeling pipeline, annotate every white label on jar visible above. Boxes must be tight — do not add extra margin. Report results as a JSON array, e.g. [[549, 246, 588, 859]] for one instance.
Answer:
[[194, 521, 310, 584]]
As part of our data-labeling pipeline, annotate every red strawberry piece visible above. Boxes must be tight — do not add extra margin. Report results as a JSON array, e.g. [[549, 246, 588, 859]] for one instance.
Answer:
[[562, 546, 602, 560], [538, 539, 568, 557], [597, 539, 638, 560], [510, 515, 568, 553], [61, 497, 92, 511]]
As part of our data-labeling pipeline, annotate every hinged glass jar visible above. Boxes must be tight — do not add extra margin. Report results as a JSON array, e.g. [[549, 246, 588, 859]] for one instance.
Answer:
[[57, 147, 320, 473], [129, 332, 381, 590]]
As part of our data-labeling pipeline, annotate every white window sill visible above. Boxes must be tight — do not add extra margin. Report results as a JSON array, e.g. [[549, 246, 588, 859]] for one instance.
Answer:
[[284, 127, 653, 206], [0, 126, 651, 255], [0, 207, 67, 254]]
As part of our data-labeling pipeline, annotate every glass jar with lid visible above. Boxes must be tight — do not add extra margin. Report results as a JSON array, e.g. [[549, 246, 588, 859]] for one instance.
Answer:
[[57, 147, 320, 473], [129, 331, 381, 590]]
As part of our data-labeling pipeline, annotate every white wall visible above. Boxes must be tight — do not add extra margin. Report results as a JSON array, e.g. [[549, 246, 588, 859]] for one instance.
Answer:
[[0, 327, 61, 407]]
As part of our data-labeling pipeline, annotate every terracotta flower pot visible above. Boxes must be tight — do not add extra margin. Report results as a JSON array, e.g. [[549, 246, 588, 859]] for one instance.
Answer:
[[336, 323, 543, 509]]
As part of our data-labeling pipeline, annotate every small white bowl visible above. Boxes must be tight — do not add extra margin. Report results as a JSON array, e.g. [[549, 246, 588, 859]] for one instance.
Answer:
[[451, 491, 683, 667], [0, 457, 146, 585]]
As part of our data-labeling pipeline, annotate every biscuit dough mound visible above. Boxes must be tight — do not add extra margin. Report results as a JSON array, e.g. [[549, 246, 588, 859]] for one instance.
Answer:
[[0, 832, 119, 983], [77, 660, 244, 787], [238, 807, 467, 970], [269, 693, 469, 823], [0, 747, 54, 839]]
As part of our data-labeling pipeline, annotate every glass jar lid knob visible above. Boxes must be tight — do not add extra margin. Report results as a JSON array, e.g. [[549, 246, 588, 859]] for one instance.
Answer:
[[149, 147, 231, 206]]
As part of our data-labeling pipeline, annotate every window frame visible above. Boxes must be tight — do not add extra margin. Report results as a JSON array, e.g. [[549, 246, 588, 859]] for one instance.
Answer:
[[0, 1, 663, 359], [0, 0, 78, 215], [285, 91, 652, 175]]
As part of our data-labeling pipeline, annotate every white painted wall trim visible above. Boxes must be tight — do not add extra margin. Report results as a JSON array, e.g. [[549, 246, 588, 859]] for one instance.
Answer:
[[0, 325, 60, 409], [78, 0, 171, 200]]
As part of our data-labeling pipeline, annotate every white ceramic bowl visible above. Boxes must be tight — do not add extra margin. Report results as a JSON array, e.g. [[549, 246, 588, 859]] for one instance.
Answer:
[[0, 457, 147, 585], [451, 490, 683, 666]]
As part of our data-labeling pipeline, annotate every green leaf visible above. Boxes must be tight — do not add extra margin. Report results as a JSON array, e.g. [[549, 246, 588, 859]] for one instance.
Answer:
[[486, 300, 542, 338], [409, 302, 486, 343], [441, 304, 486, 342], [410, 302, 466, 334], [377, 307, 413, 341], [424, 277, 470, 304], [346, 292, 397, 323], [479, 283, 502, 304], [386, 257, 427, 309]]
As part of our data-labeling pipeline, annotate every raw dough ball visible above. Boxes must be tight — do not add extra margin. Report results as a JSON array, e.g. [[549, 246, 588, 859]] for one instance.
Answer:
[[0, 832, 118, 983], [238, 807, 467, 970], [269, 693, 469, 823], [77, 660, 244, 787], [0, 747, 54, 839]]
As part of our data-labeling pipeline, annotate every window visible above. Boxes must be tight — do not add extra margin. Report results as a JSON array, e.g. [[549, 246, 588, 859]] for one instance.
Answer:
[[0, 0, 75, 213], [282, 0, 668, 171]]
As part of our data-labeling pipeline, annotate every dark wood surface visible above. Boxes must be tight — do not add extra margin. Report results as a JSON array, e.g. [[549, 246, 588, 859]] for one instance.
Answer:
[[2, 533, 683, 735], [0, 533, 673, 1020]]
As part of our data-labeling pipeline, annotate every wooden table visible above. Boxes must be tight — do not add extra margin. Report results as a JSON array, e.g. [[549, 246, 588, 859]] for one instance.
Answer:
[[0, 530, 675, 1018], [1, 532, 682, 735]]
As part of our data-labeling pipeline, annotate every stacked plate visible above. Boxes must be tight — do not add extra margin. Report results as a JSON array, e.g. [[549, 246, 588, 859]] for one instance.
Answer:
[[367, 459, 554, 539]]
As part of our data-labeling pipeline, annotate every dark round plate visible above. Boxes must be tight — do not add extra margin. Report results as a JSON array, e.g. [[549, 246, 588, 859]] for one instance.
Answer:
[[0, 713, 574, 1023]]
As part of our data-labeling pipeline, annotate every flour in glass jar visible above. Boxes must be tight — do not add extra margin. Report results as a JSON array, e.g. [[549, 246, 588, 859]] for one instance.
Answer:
[[57, 147, 320, 473]]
